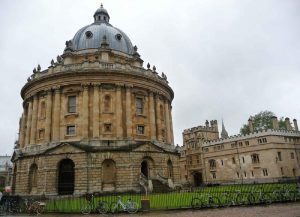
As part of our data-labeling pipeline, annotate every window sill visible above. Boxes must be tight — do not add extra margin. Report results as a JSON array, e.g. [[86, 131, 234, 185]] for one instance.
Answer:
[[65, 113, 79, 117], [136, 114, 147, 118], [103, 112, 114, 114], [65, 134, 76, 137]]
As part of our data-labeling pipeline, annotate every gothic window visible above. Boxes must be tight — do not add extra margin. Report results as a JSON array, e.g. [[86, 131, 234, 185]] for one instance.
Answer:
[[137, 125, 145, 135], [262, 168, 268, 176], [104, 95, 111, 112], [136, 97, 143, 115], [29, 164, 38, 192], [68, 96, 76, 113], [251, 154, 260, 164], [232, 157, 236, 164], [209, 159, 216, 170], [291, 152, 295, 159], [277, 152, 282, 161], [66, 125, 76, 136]]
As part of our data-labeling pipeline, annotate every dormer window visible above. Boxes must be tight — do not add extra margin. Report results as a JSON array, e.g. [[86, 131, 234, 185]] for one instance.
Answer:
[[115, 34, 122, 41], [85, 31, 93, 39]]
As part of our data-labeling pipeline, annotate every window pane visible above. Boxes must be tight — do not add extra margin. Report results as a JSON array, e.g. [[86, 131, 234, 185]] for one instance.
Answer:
[[68, 96, 76, 113], [67, 126, 76, 135], [136, 98, 143, 114]]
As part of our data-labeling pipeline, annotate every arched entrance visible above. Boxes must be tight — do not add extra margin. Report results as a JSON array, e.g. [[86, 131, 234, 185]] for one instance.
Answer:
[[58, 159, 75, 195], [193, 172, 203, 187], [141, 161, 149, 178]]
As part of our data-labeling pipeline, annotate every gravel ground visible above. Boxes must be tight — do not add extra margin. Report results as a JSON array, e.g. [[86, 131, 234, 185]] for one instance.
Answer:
[[3, 202, 300, 217]]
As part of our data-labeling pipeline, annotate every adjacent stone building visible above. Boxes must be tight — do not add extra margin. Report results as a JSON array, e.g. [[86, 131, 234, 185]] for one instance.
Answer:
[[180, 117, 300, 186], [0, 156, 12, 189], [12, 5, 180, 196]]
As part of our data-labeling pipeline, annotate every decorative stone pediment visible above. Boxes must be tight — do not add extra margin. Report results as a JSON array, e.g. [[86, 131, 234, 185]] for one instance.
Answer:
[[44, 143, 84, 155], [133, 142, 165, 153]]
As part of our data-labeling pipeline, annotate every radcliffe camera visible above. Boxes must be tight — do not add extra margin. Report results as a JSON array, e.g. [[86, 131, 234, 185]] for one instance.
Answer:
[[0, 1, 299, 216]]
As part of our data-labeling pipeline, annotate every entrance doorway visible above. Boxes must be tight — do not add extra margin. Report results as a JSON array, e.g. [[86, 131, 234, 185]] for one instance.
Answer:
[[193, 172, 203, 187], [141, 161, 149, 178], [58, 159, 75, 195]]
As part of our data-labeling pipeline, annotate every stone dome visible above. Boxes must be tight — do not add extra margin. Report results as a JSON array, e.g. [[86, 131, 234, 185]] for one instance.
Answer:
[[71, 4, 134, 55]]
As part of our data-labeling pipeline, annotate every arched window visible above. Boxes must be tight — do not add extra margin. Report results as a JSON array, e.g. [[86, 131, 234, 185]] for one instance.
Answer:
[[167, 160, 173, 178], [160, 105, 164, 121], [104, 95, 111, 112], [102, 159, 116, 183], [208, 159, 216, 170], [29, 163, 38, 193]]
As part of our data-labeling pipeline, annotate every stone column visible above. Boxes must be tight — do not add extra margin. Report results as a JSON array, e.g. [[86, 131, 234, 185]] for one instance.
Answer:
[[155, 94, 161, 141], [149, 91, 156, 140], [169, 104, 174, 145], [115, 84, 123, 138], [52, 87, 61, 141], [92, 83, 100, 138], [82, 84, 89, 138], [30, 95, 38, 144], [25, 99, 33, 146], [45, 89, 52, 142], [164, 100, 171, 144], [19, 111, 26, 148], [125, 85, 133, 139]]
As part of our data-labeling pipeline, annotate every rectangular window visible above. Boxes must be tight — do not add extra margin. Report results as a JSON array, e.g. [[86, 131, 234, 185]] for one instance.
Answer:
[[104, 123, 112, 132], [66, 125, 76, 135], [280, 167, 284, 176], [232, 157, 236, 164], [245, 141, 249, 146], [291, 152, 295, 159], [68, 96, 76, 113], [136, 98, 143, 115], [137, 125, 145, 135], [251, 171, 254, 177], [244, 171, 247, 177], [251, 154, 260, 164], [242, 156, 245, 163], [277, 152, 282, 161], [262, 168, 268, 176], [221, 160, 224, 166], [211, 172, 216, 179], [237, 172, 239, 178], [38, 129, 45, 139], [238, 142, 243, 147]]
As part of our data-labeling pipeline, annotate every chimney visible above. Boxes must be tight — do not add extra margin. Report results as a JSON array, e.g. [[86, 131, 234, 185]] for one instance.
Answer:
[[293, 119, 298, 131], [285, 117, 292, 130], [248, 118, 254, 133], [272, 116, 279, 130]]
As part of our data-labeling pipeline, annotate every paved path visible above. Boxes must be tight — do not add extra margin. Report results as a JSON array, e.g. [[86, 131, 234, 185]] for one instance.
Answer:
[[3, 202, 300, 217]]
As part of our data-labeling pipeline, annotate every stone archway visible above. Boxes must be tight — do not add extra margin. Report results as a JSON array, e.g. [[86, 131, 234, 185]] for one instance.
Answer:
[[193, 172, 203, 187], [141, 161, 149, 178], [28, 164, 38, 194], [58, 159, 75, 195]]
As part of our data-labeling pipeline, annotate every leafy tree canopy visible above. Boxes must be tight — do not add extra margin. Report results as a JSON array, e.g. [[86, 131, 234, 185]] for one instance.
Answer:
[[240, 110, 287, 134]]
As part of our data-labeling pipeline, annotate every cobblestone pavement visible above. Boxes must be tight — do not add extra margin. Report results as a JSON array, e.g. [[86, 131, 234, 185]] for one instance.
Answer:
[[3, 202, 300, 217]]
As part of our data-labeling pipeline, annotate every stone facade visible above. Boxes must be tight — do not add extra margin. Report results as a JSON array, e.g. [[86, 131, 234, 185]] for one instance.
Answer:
[[0, 156, 12, 189], [180, 118, 300, 186], [12, 5, 180, 196]]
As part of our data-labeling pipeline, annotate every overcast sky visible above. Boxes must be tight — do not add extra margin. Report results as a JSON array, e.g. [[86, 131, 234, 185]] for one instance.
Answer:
[[0, 0, 299, 155]]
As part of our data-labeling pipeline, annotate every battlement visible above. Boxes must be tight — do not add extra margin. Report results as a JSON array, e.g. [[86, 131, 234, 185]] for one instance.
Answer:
[[183, 120, 218, 134], [203, 129, 300, 147]]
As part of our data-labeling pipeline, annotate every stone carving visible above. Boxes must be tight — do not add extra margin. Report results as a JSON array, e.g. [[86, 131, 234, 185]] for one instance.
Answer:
[[153, 65, 156, 72], [33, 68, 37, 74], [56, 55, 62, 63], [134, 45, 138, 52], [37, 64, 41, 72], [50, 59, 54, 66], [147, 63, 150, 69]]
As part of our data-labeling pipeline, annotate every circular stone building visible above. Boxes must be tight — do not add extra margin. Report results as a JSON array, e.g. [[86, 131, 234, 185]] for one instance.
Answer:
[[12, 5, 180, 196]]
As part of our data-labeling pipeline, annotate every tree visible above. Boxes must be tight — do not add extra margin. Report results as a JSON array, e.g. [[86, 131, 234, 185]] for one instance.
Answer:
[[240, 110, 287, 134]]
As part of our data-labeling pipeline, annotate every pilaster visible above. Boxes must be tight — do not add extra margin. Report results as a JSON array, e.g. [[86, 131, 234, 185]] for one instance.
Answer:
[[45, 89, 52, 142], [25, 99, 32, 146], [115, 83, 123, 138], [52, 86, 61, 141], [149, 91, 156, 140], [30, 95, 38, 144], [125, 84, 133, 139], [92, 83, 100, 138], [82, 84, 89, 138]]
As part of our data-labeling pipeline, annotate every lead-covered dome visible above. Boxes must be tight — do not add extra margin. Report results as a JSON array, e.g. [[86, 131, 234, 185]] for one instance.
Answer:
[[69, 4, 134, 55]]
